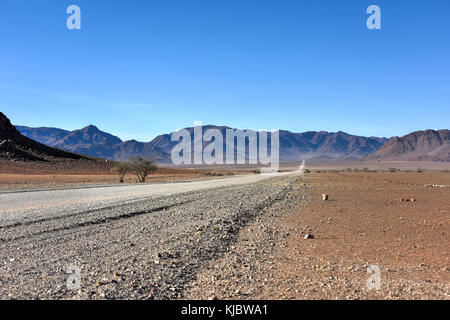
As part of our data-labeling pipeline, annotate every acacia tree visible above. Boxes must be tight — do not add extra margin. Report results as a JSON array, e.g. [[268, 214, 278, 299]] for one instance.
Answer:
[[130, 157, 157, 183], [113, 162, 131, 183]]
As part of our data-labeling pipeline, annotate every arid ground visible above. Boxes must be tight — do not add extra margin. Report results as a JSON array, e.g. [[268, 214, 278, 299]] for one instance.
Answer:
[[0, 160, 448, 299], [186, 170, 449, 299], [0, 159, 245, 189]]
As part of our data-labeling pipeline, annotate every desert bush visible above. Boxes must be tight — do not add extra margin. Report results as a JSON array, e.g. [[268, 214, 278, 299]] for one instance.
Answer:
[[113, 162, 131, 183], [416, 168, 425, 173], [362, 167, 370, 172], [130, 157, 157, 183], [345, 168, 353, 172], [304, 169, 310, 173], [204, 171, 225, 176], [388, 168, 399, 173]]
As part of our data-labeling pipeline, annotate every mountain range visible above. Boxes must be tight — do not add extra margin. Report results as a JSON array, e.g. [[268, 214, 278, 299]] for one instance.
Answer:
[[16, 123, 389, 163], [6, 114, 449, 163]]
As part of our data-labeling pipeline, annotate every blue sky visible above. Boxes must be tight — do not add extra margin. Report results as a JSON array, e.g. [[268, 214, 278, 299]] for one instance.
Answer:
[[1, 0, 449, 141]]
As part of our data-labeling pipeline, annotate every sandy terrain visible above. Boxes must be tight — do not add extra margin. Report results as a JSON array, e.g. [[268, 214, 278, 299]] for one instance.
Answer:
[[186, 171, 449, 299]]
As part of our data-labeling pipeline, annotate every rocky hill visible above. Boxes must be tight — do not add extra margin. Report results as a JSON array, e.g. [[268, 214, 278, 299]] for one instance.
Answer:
[[363, 130, 450, 162], [0, 112, 86, 162]]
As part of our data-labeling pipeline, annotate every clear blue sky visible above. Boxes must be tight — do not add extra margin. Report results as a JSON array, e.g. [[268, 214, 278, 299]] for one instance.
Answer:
[[1, 0, 449, 141]]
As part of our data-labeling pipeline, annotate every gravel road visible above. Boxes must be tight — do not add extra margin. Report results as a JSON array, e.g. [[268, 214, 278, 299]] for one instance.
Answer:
[[0, 172, 303, 299]]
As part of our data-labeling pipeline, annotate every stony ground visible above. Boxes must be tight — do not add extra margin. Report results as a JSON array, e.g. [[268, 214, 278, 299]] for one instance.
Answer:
[[0, 174, 302, 299], [1, 171, 448, 300], [185, 171, 449, 300]]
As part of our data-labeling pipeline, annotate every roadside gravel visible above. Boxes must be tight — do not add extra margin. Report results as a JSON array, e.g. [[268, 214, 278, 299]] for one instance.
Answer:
[[0, 174, 303, 299]]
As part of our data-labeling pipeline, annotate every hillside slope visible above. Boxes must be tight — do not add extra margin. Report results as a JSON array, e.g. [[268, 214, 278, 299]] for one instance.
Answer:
[[363, 130, 450, 162], [0, 112, 87, 161]]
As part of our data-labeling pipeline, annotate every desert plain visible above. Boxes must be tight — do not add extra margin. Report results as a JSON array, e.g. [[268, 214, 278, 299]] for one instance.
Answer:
[[1, 160, 448, 299]]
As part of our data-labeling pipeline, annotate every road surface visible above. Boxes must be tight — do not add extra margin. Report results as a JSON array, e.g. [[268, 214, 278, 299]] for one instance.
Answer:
[[0, 172, 303, 299]]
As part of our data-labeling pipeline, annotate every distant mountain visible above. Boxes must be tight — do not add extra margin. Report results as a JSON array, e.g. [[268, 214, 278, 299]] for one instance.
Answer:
[[277, 130, 388, 161], [151, 127, 388, 162], [17, 122, 390, 163], [54, 125, 122, 147], [363, 130, 450, 162], [51, 125, 123, 160], [112, 140, 170, 162], [0, 112, 87, 161], [14, 119, 450, 163], [17, 124, 169, 162], [16, 126, 69, 146]]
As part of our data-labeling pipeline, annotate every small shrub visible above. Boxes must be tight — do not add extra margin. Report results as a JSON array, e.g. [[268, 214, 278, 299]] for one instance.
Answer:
[[113, 162, 131, 183], [204, 171, 225, 176], [130, 157, 157, 183]]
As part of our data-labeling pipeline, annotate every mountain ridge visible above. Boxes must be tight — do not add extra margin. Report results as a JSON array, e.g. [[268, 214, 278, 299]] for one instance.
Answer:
[[12, 117, 450, 163], [16, 122, 389, 163], [363, 129, 450, 162]]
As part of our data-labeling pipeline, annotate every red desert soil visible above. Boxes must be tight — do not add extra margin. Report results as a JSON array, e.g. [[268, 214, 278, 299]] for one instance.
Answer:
[[0, 159, 223, 189], [186, 171, 449, 300], [276, 171, 450, 299]]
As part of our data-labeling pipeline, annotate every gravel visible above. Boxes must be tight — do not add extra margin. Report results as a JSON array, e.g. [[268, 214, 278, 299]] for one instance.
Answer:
[[0, 173, 303, 299]]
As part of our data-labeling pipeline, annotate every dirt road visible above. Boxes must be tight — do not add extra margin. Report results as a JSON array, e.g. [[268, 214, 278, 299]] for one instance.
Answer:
[[0, 173, 284, 225], [0, 172, 303, 299]]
